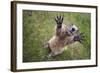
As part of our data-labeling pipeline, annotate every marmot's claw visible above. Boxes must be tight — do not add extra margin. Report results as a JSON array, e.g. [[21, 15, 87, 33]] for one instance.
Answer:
[[74, 32, 85, 43], [55, 15, 64, 28]]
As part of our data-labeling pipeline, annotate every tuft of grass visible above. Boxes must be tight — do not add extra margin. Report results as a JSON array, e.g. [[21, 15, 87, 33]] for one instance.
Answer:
[[23, 10, 91, 62]]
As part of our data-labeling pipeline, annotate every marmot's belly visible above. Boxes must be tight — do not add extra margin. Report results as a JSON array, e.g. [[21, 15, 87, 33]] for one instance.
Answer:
[[48, 36, 66, 53]]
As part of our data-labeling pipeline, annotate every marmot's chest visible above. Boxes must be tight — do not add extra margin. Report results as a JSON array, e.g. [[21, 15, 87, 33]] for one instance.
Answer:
[[48, 36, 67, 50]]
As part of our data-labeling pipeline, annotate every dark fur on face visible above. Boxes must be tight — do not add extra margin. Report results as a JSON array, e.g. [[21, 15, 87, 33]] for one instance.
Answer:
[[44, 15, 84, 57]]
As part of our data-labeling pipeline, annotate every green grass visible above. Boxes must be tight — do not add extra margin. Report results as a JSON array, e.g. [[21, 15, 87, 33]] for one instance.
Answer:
[[23, 10, 91, 62]]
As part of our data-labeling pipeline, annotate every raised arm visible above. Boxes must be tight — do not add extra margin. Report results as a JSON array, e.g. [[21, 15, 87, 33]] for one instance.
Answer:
[[55, 15, 63, 36], [65, 32, 84, 45], [55, 15, 63, 28]]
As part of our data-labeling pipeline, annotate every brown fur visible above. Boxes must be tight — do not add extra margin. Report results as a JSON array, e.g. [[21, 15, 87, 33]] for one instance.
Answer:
[[47, 24, 76, 56], [44, 16, 83, 57]]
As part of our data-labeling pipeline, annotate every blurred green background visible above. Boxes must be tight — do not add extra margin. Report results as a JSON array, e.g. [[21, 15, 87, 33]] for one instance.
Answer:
[[23, 10, 91, 62]]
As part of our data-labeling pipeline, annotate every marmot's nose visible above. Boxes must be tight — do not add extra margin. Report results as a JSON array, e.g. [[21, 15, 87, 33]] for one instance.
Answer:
[[72, 28, 75, 31], [69, 28, 75, 34]]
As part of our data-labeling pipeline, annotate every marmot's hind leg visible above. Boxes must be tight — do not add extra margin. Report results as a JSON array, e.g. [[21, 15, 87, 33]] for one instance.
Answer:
[[44, 43, 52, 55], [47, 52, 57, 58], [44, 42, 49, 49], [48, 48, 64, 58]]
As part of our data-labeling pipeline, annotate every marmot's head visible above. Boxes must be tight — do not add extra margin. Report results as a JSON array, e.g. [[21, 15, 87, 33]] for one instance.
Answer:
[[66, 24, 79, 36]]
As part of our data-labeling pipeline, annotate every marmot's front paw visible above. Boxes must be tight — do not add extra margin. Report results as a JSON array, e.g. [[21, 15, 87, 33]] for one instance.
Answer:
[[55, 15, 63, 28], [74, 33, 85, 43]]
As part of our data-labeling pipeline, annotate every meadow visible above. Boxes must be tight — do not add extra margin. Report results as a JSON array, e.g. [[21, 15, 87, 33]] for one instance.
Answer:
[[23, 10, 91, 62]]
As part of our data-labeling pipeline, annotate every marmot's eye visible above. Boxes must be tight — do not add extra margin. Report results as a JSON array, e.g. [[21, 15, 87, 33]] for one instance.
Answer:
[[72, 28, 75, 32]]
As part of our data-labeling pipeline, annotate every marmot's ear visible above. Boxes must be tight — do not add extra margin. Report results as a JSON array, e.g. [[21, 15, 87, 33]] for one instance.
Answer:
[[69, 23, 73, 27], [71, 24, 73, 26]]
